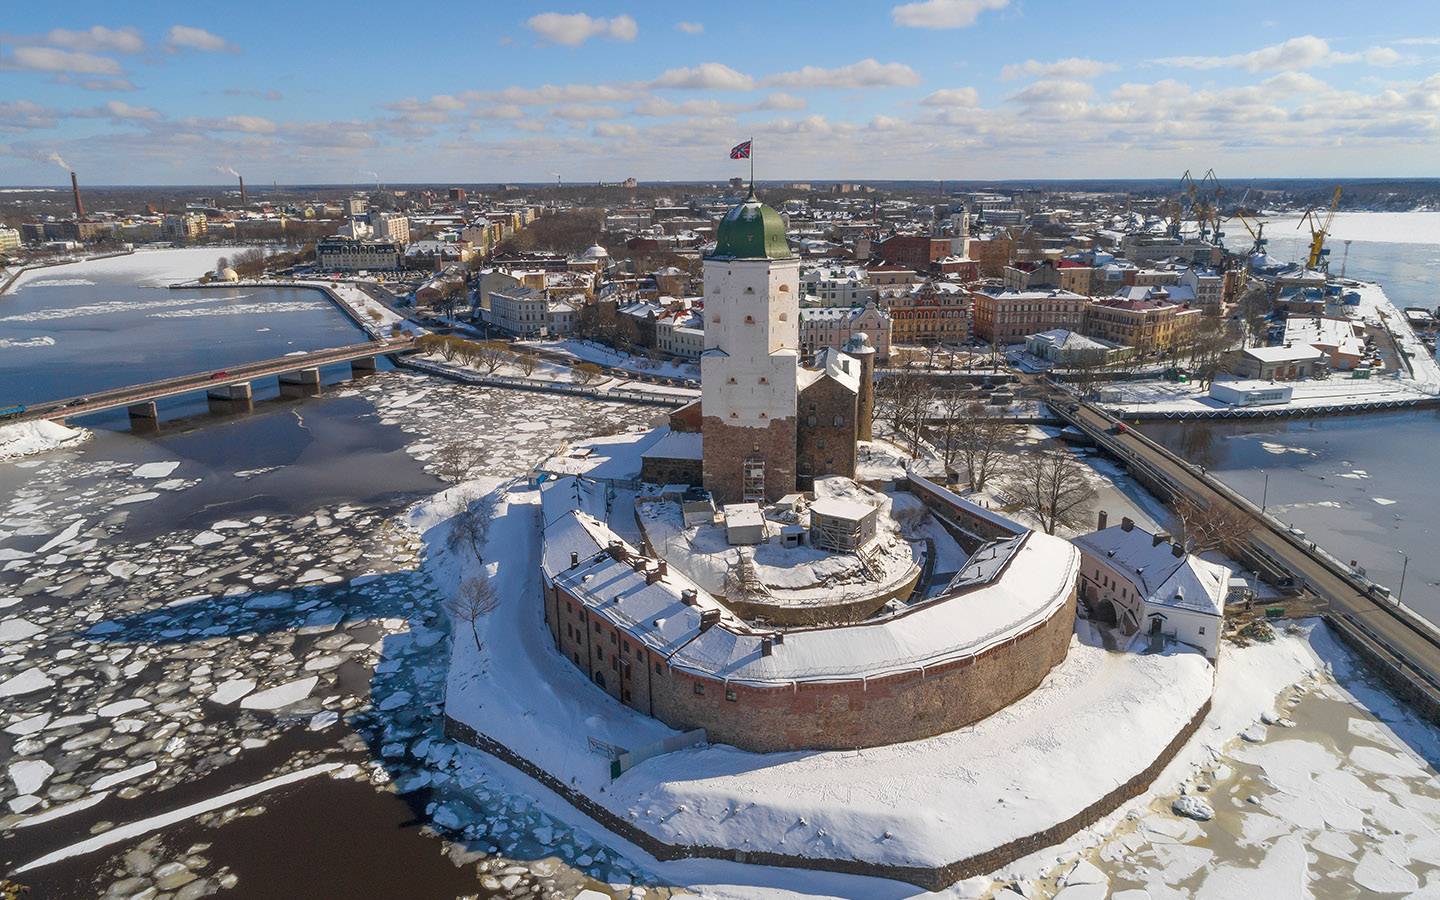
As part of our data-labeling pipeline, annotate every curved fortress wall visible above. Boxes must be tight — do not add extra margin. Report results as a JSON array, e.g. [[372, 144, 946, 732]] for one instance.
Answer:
[[541, 478, 1079, 753]]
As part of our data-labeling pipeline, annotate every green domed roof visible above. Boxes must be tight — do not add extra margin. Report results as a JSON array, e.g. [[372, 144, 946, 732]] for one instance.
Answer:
[[711, 190, 792, 260]]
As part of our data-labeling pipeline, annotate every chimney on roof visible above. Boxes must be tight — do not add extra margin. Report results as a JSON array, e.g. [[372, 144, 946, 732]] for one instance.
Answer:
[[680, 589, 698, 606], [699, 609, 721, 630], [1172, 543, 1185, 558], [1098, 510, 1108, 531], [761, 637, 773, 657], [1152, 531, 1168, 547], [657, 559, 667, 577], [645, 567, 661, 585], [570, 551, 579, 569], [1121, 517, 1134, 532]]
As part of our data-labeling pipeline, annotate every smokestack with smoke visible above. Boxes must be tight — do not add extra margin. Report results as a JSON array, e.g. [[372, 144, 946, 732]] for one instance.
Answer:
[[239, 175, 247, 207], [71, 171, 85, 219]]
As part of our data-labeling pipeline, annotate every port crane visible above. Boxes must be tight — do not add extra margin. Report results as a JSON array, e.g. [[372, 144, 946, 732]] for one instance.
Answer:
[[1298, 186, 1342, 271], [1228, 185, 1269, 257], [1172, 168, 1227, 245]]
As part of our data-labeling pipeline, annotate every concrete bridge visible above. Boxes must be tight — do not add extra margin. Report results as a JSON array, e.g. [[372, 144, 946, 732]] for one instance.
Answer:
[[1043, 384, 1440, 720], [28, 338, 415, 427]]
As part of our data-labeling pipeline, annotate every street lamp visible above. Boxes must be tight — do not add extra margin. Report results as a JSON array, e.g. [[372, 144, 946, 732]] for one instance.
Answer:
[[1397, 550, 1409, 605], [1260, 470, 1269, 515]]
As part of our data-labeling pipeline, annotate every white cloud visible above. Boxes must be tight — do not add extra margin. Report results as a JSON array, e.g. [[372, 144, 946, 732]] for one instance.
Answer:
[[1000, 58, 1118, 82], [1262, 71, 1329, 94], [650, 63, 755, 90], [381, 94, 468, 122], [891, 0, 1009, 29], [763, 59, 922, 90], [524, 12, 637, 47], [547, 103, 625, 121], [3, 46, 125, 75], [481, 83, 641, 104], [675, 21, 704, 34], [76, 100, 162, 120], [1364, 46, 1402, 66], [471, 104, 525, 120], [594, 122, 639, 138], [1157, 35, 1357, 72], [179, 115, 277, 134], [46, 26, 145, 54], [1005, 79, 1095, 105], [0, 100, 60, 133], [919, 87, 980, 107], [51, 75, 139, 91], [755, 92, 807, 111], [163, 26, 240, 54]]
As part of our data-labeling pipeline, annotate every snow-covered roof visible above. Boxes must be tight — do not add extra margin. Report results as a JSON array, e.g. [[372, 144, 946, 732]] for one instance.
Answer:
[[1071, 525, 1224, 617], [641, 431, 703, 461], [798, 348, 861, 394], [1241, 344, 1326, 363], [809, 496, 875, 522], [554, 522, 1077, 685], [722, 503, 765, 530]]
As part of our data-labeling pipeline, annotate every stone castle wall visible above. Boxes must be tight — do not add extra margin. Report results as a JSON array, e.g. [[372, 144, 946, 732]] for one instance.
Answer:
[[701, 414, 796, 504]]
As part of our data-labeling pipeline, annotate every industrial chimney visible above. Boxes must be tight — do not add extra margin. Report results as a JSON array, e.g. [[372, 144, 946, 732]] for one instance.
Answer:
[[70, 172, 84, 219], [239, 175, 247, 207]]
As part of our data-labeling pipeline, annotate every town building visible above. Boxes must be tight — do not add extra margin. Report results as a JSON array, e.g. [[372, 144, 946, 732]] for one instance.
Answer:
[[487, 286, 551, 337], [371, 212, 410, 246], [877, 234, 951, 271], [1081, 291, 1201, 357], [1003, 259, 1092, 295], [1072, 517, 1225, 659], [969, 286, 1088, 346], [1283, 315, 1366, 370], [655, 303, 706, 360], [1228, 345, 1328, 380], [0, 226, 21, 251], [798, 301, 891, 361], [316, 237, 402, 271], [800, 265, 877, 307], [888, 282, 971, 347], [1024, 329, 1131, 367]]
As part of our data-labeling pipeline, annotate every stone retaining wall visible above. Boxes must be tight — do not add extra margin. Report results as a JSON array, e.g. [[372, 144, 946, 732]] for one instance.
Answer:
[[445, 694, 1212, 891]]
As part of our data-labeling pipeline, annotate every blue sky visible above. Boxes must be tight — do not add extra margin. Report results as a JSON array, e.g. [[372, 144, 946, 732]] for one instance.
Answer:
[[2, 0, 1438, 185]]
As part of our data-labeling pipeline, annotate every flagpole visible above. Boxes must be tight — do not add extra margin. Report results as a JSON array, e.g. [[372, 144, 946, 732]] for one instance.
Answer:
[[749, 135, 754, 193]]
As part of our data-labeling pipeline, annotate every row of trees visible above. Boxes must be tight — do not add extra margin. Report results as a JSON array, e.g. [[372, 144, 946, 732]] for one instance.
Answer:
[[413, 334, 538, 376]]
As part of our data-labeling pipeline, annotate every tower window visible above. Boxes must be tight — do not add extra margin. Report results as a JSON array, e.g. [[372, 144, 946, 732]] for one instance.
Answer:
[[758, 377, 768, 385], [745, 315, 755, 324], [834, 415, 845, 427]]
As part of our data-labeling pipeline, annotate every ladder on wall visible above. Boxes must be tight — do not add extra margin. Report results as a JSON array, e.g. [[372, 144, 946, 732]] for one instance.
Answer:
[[742, 456, 766, 502]]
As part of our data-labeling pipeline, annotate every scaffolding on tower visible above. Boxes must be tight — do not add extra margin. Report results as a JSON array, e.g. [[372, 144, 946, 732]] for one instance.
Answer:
[[742, 456, 766, 503]]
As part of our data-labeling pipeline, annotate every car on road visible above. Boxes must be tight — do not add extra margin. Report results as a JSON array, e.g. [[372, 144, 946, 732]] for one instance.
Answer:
[[1109, 422, 1128, 434], [66, 398, 87, 407], [210, 371, 230, 380]]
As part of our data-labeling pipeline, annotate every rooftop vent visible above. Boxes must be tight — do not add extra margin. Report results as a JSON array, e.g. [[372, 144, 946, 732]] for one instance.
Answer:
[[680, 589, 699, 606], [699, 609, 722, 631], [1121, 517, 1134, 532]]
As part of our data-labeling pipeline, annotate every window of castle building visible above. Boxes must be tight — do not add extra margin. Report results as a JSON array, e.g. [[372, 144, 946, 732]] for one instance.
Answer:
[[693, 682, 705, 696]]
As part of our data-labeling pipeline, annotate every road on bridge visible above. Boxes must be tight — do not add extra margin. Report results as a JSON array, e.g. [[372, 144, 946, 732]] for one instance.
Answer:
[[23, 338, 414, 422], [1041, 385, 1440, 694]]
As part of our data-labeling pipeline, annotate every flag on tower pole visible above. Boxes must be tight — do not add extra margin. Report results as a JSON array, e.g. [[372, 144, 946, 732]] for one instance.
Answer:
[[730, 138, 754, 190]]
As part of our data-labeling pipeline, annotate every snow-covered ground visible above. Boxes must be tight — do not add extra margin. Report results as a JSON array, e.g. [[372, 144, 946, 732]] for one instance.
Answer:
[[523, 339, 700, 383], [442, 478, 1213, 872], [0, 419, 90, 461], [1095, 281, 1440, 415]]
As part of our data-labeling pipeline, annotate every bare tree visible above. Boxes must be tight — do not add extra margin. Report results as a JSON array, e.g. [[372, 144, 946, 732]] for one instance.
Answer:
[[433, 440, 481, 483], [953, 401, 1016, 491], [437, 335, 462, 363], [447, 490, 497, 560], [477, 341, 511, 374], [445, 575, 500, 655], [874, 372, 931, 456], [930, 388, 971, 471], [1171, 494, 1254, 554], [516, 352, 538, 376], [572, 362, 604, 385], [1005, 447, 1097, 535]]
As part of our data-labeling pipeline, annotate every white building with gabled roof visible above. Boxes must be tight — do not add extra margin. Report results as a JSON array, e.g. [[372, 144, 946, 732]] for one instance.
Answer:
[[1071, 517, 1226, 659]]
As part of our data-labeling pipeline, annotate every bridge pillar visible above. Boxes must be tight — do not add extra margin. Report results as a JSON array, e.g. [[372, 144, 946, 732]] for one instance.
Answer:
[[278, 367, 321, 386], [350, 356, 378, 376], [206, 381, 253, 402], [127, 401, 158, 421]]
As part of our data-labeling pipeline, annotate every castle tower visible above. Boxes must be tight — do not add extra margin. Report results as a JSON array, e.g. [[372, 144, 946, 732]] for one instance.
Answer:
[[845, 332, 877, 442], [700, 190, 801, 504]]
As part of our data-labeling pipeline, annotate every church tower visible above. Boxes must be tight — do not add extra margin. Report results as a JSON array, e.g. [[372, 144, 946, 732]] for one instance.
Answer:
[[700, 190, 801, 504]]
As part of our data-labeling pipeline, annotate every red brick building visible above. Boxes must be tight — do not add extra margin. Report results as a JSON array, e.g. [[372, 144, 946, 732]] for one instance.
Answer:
[[878, 234, 951, 271]]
